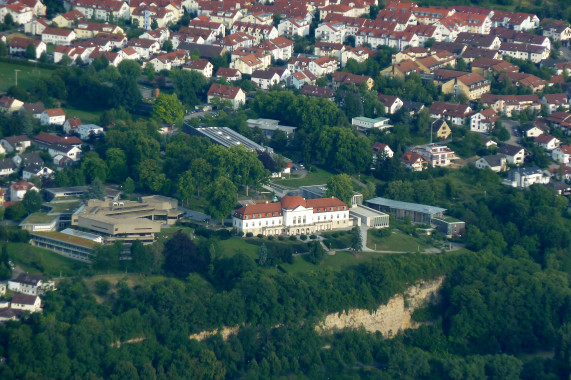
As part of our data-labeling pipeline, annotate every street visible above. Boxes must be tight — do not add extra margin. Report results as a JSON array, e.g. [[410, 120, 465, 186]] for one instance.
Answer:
[[501, 119, 522, 146]]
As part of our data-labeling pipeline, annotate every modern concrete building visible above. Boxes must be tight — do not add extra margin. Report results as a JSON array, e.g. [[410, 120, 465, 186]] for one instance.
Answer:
[[184, 126, 269, 151], [246, 118, 296, 138], [366, 197, 446, 224], [351, 116, 392, 131], [300, 185, 363, 207], [431, 216, 466, 237], [350, 204, 390, 228], [31, 229, 102, 262], [72, 196, 184, 244]]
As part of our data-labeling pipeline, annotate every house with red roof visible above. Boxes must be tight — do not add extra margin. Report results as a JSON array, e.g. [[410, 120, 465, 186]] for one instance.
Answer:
[[470, 108, 498, 133], [401, 151, 428, 171], [10, 180, 37, 201], [41, 27, 76, 46], [232, 195, 351, 236], [40, 108, 66, 126], [215, 67, 241, 82], [542, 93, 569, 114], [70, 0, 130, 22], [0, 96, 24, 113], [9, 36, 46, 59], [552, 145, 571, 164], [207, 83, 246, 110], [534, 134, 560, 151], [52, 9, 85, 28]]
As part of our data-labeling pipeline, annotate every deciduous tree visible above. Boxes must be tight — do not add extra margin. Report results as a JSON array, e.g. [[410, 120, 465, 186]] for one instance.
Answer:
[[205, 177, 237, 225]]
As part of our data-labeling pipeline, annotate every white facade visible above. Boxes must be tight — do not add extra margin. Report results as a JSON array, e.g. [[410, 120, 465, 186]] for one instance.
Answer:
[[552, 145, 571, 163], [352, 117, 392, 130], [11, 295, 41, 312]]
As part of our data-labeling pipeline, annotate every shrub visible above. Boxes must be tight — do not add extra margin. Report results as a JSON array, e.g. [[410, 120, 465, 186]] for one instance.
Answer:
[[246, 232, 253, 238], [289, 235, 297, 241], [310, 235, 317, 240], [300, 234, 307, 241], [268, 236, 274, 240], [332, 233, 339, 238], [257, 234, 264, 239], [95, 279, 111, 296], [278, 236, 285, 241]]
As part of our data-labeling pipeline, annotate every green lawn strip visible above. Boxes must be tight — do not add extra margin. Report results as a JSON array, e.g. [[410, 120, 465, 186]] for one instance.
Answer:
[[7, 242, 87, 277], [183, 197, 209, 213], [0, 61, 55, 92], [61, 106, 104, 125], [366, 230, 430, 252], [276, 166, 336, 188], [281, 250, 382, 274]]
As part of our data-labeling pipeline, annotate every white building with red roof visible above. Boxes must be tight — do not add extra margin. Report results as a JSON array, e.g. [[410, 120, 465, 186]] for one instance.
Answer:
[[215, 67, 241, 82], [41, 27, 76, 46], [1, 2, 33, 24], [278, 17, 310, 38], [308, 56, 338, 77], [182, 59, 213, 78], [0, 96, 24, 113], [542, 93, 569, 114], [40, 108, 66, 126], [233, 195, 351, 236], [10, 180, 38, 201], [552, 145, 571, 164], [207, 83, 246, 110], [70, 0, 130, 22]]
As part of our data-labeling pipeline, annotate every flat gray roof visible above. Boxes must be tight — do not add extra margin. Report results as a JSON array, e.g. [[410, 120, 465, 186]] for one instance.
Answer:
[[247, 118, 296, 133], [195, 127, 266, 151], [350, 205, 388, 218], [366, 197, 446, 215]]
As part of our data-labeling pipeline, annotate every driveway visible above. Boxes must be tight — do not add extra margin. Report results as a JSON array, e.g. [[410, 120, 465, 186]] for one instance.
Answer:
[[501, 119, 522, 146]]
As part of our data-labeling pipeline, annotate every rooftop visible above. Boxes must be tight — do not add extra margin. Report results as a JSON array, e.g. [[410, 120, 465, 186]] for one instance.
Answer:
[[32, 231, 99, 248], [366, 197, 446, 215], [20, 213, 57, 225]]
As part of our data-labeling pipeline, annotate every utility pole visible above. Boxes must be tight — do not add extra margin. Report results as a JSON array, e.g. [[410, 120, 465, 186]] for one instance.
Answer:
[[14, 69, 20, 87]]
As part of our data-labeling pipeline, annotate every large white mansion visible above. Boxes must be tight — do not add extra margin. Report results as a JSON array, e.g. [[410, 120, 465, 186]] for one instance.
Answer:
[[233, 196, 352, 236]]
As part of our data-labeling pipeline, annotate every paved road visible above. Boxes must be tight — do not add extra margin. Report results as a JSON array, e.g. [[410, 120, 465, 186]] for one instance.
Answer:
[[178, 207, 211, 222]]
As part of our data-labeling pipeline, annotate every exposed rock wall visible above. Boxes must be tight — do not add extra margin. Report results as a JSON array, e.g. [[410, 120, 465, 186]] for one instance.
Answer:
[[316, 277, 444, 337]]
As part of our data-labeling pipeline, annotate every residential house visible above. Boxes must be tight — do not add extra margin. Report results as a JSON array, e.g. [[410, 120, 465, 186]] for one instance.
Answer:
[[214, 32, 255, 52], [0, 135, 31, 153], [481, 93, 541, 117], [10, 294, 41, 312], [230, 53, 265, 74], [525, 123, 547, 138], [380, 59, 429, 79], [266, 66, 291, 83], [33, 133, 82, 150], [300, 85, 335, 100], [131, 6, 175, 30], [0, 158, 16, 177], [10, 180, 38, 201], [431, 119, 451, 139], [231, 22, 278, 44], [52, 9, 85, 28], [497, 144, 526, 165], [8, 273, 53, 295], [48, 143, 82, 161], [22, 102, 44, 118], [372, 142, 394, 164], [256, 36, 294, 62], [332, 72, 374, 90], [1, 2, 33, 25], [542, 93, 569, 114], [0, 96, 24, 113], [534, 134, 560, 150], [441, 72, 490, 100], [498, 42, 549, 63], [24, 17, 49, 36], [315, 22, 347, 44], [290, 70, 316, 89], [76, 124, 103, 140], [278, 17, 310, 38], [352, 116, 392, 131], [207, 83, 246, 110], [429, 101, 473, 125], [9, 37, 46, 59], [40, 108, 66, 126], [401, 151, 428, 171], [542, 20, 571, 43], [499, 71, 546, 93], [126, 38, 160, 59], [341, 46, 372, 67], [140, 27, 170, 45], [74, 20, 123, 39], [63, 117, 82, 135], [308, 57, 338, 77], [552, 144, 571, 163], [251, 70, 280, 90], [402, 100, 425, 115], [377, 94, 403, 114], [470, 108, 499, 133], [475, 154, 507, 172], [411, 144, 458, 167], [70, 0, 130, 22], [471, 58, 519, 76], [182, 59, 213, 78], [215, 67, 241, 82], [504, 166, 549, 188], [41, 27, 76, 46], [23, 163, 53, 180]]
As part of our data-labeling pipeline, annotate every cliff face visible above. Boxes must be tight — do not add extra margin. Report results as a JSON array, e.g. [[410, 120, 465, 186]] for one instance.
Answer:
[[189, 277, 444, 342], [316, 277, 444, 337]]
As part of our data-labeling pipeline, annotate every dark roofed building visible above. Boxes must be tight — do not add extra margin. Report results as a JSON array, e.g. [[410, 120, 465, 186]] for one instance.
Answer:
[[177, 42, 227, 59]]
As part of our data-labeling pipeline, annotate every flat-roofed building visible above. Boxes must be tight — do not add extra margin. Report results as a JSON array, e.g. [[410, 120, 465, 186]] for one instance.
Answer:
[[300, 184, 363, 207], [44, 185, 121, 201], [431, 216, 466, 237], [366, 197, 446, 224], [184, 126, 269, 151], [350, 204, 390, 228], [351, 116, 393, 131], [71, 196, 183, 244], [31, 228, 101, 262], [246, 118, 296, 138]]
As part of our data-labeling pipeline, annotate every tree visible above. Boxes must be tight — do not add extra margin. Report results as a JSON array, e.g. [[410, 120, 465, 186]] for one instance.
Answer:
[[86, 178, 106, 200], [81, 151, 108, 183], [22, 190, 42, 214], [25, 43, 36, 59], [325, 174, 354, 206], [118, 60, 142, 80], [307, 241, 326, 264], [190, 158, 211, 197], [130, 240, 150, 272], [105, 148, 128, 183], [143, 62, 155, 80], [59, 54, 72, 66], [152, 93, 184, 123], [93, 242, 121, 271], [138, 159, 167, 193], [258, 243, 267, 265], [163, 39, 173, 52], [205, 177, 237, 225], [177, 170, 195, 206], [349, 226, 362, 255], [0, 41, 7, 57], [151, 18, 158, 30], [5, 202, 26, 220], [163, 231, 209, 277], [0, 244, 12, 281], [123, 177, 135, 194]]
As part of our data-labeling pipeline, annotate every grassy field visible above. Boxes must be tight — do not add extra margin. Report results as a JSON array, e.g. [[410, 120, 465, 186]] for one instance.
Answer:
[[62, 106, 104, 125], [7, 242, 87, 277], [0, 61, 55, 92], [276, 166, 335, 188], [280, 250, 386, 274], [184, 197, 210, 213], [366, 230, 430, 252]]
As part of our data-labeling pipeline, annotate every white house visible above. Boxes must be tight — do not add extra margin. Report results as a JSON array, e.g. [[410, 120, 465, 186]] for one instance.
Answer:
[[23, 163, 53, 180], [497, 144, 526, 165], [251, 70, 280, 89], [278, 17, 310, 38], [9, 37, 46, 59], [552, 145, 571, 163], [377, 94, 404, 115], [504, 166, 550, 188], [10, 180, 38, 201], [10, 294, 41, 312], [40, 108, 66, 126], [8, 273, 50, 295], [372, 142, 394, 163], [207, 83, 246, 110], [352, 116, 392, 131], [232, 195, 351, 236], [475, 154, 507, 172], [0, 135, 31, 153], [182, 59, 214, 78], [76, 124, 104, 140], [41, 27, 76, 46], [534, 134, 560, 151], [48, 143, 81, 161], [470, 109, 498, 133]]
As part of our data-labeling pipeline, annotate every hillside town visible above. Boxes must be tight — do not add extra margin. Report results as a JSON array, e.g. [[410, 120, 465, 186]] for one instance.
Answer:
[[0, 0, 569, 377]]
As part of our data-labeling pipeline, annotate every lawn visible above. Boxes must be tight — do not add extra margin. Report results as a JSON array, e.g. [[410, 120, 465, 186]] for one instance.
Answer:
[[0, 61, 55, 92], [62, 106, 104, 125], [7, 242, 87, 277], [183, 197, 210, 213], [280, 250, 385, 274], [366, 230, 430, 252], [275, 166, 336, 188]]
